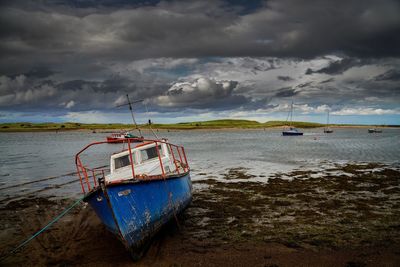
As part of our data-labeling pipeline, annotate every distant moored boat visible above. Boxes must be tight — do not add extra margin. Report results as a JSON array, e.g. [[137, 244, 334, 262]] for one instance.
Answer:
[[323, 111, 333, 133], [282, 127, 304, 136], [282, 100, 303, 136], [368, 128, 382, 133], [106, 132, 139, 143]]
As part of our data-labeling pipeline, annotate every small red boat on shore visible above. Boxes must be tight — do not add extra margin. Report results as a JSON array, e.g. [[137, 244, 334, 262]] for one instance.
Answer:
[[106, 132, 138, 143]]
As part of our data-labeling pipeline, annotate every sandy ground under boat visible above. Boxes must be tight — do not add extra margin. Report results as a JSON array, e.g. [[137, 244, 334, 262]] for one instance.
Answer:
[[1, 163, 400, 266]]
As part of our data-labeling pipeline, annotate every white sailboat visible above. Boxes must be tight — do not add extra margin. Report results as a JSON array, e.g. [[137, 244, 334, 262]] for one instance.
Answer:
[[324, 111, 333, 133]]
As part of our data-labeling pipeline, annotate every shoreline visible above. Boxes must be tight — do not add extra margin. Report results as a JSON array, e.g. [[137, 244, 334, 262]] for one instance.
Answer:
[[0, 125, 398, 133], [1, 163, 399, 266], [1, 119, 398, 133]]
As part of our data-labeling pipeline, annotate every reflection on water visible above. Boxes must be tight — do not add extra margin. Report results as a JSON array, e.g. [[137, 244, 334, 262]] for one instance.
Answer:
[[0, 128, 399, 200]]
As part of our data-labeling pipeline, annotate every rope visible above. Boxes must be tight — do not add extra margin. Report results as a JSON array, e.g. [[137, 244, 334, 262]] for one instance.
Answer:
[[0, 197, 84, 262]]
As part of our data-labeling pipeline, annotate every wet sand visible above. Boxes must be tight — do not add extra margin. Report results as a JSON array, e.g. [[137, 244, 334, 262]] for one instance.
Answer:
[[1, 163, 400, 266]]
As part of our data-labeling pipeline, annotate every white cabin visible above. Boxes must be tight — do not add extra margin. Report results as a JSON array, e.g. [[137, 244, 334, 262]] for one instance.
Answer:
[[105, 141, 183, 182]]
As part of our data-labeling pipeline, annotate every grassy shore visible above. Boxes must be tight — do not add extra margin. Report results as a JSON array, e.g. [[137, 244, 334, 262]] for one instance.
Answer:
[[0, 119, 394, 132]]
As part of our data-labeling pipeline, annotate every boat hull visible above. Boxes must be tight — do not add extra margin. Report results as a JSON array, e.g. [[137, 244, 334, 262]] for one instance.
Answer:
[[282, 131, 303, 136], [368, 129, 382, 133], [84, 173, 192, 257], [106, 137, 126, 143]]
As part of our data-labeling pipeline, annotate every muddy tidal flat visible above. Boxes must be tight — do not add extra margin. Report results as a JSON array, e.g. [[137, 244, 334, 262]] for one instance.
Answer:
[[1, 163, 400, 266]]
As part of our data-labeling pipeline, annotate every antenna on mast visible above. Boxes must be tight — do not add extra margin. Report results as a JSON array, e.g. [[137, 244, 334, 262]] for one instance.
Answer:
[[290, 99, 294, 124], [144, 102, 159, 139], [116, 94, 143, 138]]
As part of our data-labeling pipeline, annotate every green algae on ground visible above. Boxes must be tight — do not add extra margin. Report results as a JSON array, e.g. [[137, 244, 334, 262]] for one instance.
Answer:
[[2, 163, 399, 266], [223, 167, 256, 180], [185, 164, 400, 250]]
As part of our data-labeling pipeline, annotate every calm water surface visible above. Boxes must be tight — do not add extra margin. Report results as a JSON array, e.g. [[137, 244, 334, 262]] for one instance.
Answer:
[[0, 128, 399, 200]]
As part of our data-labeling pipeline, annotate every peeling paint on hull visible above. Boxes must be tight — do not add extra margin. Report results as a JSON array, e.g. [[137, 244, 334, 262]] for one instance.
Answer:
[[84, 173, 192, 258]]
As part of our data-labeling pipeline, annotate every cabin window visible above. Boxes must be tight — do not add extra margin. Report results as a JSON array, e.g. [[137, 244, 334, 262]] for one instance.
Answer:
[[140, 145, 163, 162], [114, 155, 131, 169]]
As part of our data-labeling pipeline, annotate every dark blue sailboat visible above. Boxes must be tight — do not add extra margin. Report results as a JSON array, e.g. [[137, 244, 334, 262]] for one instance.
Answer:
[[282, 100, 303, 136], [282, 127, 304, 136]]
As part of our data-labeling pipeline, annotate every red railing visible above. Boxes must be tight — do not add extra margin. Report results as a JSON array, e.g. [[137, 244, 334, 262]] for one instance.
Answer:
[[75, 138, 190, 194]]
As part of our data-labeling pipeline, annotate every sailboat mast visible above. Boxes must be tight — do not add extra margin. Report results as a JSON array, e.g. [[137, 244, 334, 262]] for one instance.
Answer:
[[126, 94, 143, 137], [144, 102, 159, 139], [327, 110, 330, 126], [290, 100, 294, 125]]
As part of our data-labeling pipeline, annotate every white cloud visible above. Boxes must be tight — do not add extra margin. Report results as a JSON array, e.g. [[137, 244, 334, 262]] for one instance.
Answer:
[[113, 95, 126, 106], [64, 111, 132, 123], [65, 100, 75, 108], [156, 77, 238, 107], [250, 103, 330, 114], [332, 107, 400, 115], [295, 104, 330, 114]]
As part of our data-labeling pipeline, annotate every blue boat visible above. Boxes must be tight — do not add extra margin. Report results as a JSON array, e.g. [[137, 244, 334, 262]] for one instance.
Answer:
[[368, 128, 382, 133], [282, 100, 303, 136], [75, 138, 192, 260], [282, 127, 304, 136]]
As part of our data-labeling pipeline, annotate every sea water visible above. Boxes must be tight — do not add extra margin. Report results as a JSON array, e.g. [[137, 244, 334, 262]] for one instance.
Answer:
[[0, 128, 399, 201]]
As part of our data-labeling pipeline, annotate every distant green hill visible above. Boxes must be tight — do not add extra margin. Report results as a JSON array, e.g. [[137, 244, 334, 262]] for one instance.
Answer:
[[0, 119, 325, 132], [151, 119, 262, 129], [151, 119, 323, 129], [0, 122, 129, 132]]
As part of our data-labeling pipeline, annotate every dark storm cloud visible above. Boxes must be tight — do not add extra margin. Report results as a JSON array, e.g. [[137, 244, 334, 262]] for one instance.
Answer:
[[0, 73, 170, 111], [7, 67, 56, 79], [0, 0, 399, 119], [275, 87, 298, 98], [154, 78, 249, 110], [296, 82, 313, 88], [277, 76, 293, 81], [1, 0, 400, 69], [319, 78, 334, 84], [374, 69, 400, 81], [306, 58, 366, 75], [21, 67, 57, 79]]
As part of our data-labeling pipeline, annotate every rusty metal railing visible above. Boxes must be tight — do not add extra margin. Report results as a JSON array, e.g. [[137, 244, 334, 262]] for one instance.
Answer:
[[75, 138, 189, 194]]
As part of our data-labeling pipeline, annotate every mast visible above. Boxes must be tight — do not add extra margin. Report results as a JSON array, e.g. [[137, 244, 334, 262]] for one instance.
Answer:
[[116, 94, 143, 137], [327, 110, 330, 126], [285, 100, 294, 127], [144, 102, 159, 139], [290, 100, 294, 126], [126, 94, 143, 137]]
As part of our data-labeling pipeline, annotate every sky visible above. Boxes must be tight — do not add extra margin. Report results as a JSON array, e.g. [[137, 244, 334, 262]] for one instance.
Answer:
[[0, 0, 399, 125]]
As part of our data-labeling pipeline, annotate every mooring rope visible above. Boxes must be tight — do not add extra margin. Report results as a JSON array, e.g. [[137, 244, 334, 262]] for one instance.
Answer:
[[0, 197, 84, 262]]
